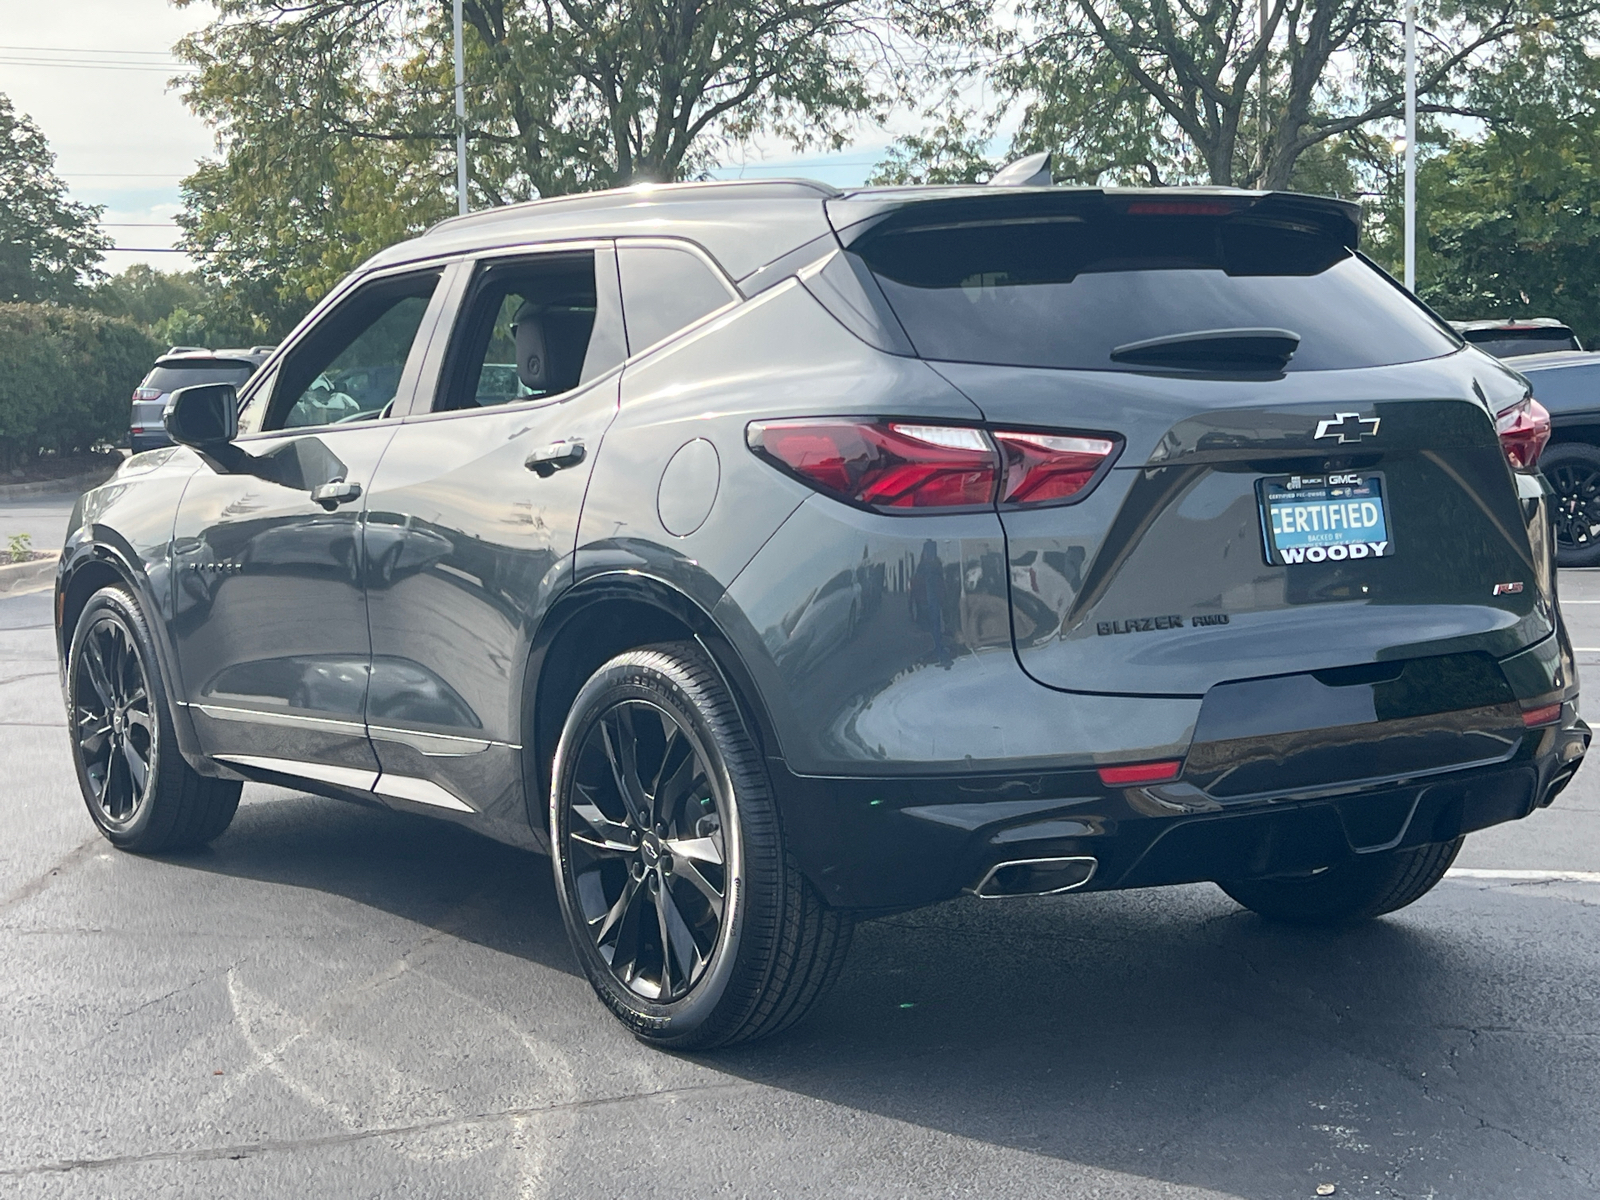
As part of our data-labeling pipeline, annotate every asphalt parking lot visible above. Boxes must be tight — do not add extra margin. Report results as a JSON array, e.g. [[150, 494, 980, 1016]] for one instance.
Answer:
[[2, 554, 1598, 1198]]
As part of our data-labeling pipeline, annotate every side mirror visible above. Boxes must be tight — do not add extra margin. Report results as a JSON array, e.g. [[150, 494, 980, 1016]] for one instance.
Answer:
[[164, 383, 238, 450]]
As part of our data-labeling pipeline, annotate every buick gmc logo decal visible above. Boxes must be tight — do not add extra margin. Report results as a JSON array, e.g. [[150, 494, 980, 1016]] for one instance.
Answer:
[[1314, 412, 1381, 443]]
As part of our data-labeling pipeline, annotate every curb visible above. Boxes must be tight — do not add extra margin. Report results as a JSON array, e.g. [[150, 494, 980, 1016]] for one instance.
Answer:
[[0, 551, 60, 597], [0, 463, 122, 501]]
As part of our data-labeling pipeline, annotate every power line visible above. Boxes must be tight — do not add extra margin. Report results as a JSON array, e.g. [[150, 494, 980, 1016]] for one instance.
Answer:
[[0, 45, 175, 55], [0, 57, 189, 72], [105, 247, 188, 253], [99, 222, 181, 228]]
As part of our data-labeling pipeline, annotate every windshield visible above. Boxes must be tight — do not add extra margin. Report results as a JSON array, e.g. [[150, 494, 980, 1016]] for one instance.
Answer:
[[142, 361, 257, 392], [853, 212, 1461, 372]]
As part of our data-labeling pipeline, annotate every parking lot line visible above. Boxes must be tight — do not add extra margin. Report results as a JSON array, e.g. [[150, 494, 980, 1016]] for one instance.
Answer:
[[1446, 867, 1600, 883]]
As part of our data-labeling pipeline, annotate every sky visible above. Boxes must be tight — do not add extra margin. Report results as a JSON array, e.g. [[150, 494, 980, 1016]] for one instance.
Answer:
[[0, 0, 920, 278]]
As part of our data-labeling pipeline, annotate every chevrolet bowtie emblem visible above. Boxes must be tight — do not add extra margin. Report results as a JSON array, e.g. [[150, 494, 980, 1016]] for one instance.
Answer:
[[1314, 412, 1381, 443]]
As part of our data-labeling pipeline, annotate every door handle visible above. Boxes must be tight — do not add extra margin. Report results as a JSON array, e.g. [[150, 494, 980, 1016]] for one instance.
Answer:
[[311, 480, 363, 510], [525, 439, 586, 477]]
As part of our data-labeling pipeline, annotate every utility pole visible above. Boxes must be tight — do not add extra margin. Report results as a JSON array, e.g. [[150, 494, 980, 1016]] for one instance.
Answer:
[[1403, 0, 1416, 290], [454, 0, 468, 216], [1260, 0, 1269, 181]]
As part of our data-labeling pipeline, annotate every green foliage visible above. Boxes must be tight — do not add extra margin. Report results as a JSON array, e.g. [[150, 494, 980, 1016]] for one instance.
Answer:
[[8, 532, 32, 564], [885, 0, 1600, 192], [0, 92, 111, 303], [0, 304, 161, 469], [172, 0, 890, 335]]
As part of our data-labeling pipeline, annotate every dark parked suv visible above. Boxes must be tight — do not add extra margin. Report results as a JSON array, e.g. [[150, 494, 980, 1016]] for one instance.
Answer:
[[1513, 350, 1600, 565], [57, 180, 1588, 1048]]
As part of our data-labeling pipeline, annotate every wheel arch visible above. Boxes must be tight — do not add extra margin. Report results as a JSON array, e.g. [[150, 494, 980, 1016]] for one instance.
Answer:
[[521, 571, 783, 836], [57, 539, 212, 773]]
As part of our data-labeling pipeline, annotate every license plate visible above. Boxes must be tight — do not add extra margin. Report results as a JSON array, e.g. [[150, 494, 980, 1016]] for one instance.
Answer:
[[1258, 472, 1393, 565]]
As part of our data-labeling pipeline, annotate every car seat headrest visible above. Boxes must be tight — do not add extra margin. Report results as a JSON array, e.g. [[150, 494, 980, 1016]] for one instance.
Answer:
[[511, 300, 547, 391]]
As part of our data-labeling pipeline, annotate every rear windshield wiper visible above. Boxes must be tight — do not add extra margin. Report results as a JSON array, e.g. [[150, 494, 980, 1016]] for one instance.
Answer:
[[1110, 327, 1300, 371]]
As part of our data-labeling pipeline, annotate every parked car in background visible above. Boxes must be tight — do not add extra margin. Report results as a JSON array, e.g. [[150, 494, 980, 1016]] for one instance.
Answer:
[[1516, 351, 1600, 565], [1451, 318, 1584, 359], [129, 348, 274, 452]]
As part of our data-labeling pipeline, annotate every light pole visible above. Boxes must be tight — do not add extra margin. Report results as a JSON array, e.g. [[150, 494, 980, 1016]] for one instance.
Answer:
[[1401, 0, 1414, 291], [454, 0, 468, 215]]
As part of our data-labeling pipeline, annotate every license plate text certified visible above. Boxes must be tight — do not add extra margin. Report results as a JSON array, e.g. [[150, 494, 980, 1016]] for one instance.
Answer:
[[1257, 473, 1393, 566]]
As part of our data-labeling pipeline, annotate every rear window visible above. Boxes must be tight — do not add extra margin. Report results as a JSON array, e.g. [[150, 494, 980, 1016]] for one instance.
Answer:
[[1461, 331, 1581, 358], [142, 360, 257, 392], [853, 213, 1461, 372], [1524, 363, 1600, 409]]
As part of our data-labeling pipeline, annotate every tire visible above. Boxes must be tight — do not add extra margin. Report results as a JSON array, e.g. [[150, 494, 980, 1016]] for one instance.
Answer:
[[549, 641, 852, 1049], [67, 585, 241, 853], [1541, 442, 1600, 567], [1218, 837, 1463, 927]]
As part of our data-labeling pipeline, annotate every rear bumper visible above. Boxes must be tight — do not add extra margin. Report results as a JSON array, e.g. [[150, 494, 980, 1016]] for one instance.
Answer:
[[774, 705, 1589, 912]]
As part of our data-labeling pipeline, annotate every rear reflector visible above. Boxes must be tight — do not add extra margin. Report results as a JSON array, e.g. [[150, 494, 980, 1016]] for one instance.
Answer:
[[748, 420, 1118, 512], [1496, 394, 1551, 470], [1098, 760, 1182, 786], [1522, 703, 1562, 728]]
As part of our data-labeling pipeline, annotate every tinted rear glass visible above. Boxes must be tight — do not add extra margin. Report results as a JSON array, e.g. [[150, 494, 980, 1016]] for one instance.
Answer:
[[142, 361, 256, 391], [854, 214, 1460, 372], [1461, 331, 1580, 358], [1524, 363, 1600, 409]]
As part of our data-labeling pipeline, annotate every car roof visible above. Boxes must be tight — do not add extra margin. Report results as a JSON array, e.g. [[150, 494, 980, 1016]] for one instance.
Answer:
[[1511, 350, 1600, 372], [365, 178, 1364, 287]]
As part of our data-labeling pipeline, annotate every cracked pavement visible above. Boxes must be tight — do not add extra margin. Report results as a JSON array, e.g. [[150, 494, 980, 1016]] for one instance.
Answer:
[[2, 579, 1599, 1199]]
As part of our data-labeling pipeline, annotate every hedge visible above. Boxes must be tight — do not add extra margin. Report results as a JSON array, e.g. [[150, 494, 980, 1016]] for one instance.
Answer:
[[0, 303, 161, 469]]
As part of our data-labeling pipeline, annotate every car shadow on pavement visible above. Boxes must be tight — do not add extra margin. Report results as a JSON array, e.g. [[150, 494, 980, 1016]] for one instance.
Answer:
[[707, 886, 1596, 1197], [159, 787, 1595, 1197], [162, 786, 582, 977]]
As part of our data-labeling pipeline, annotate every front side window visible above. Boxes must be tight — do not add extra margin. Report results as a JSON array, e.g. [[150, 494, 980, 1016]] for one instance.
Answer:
[[252, 271, 440, 433], [434, 251, 614, 412]]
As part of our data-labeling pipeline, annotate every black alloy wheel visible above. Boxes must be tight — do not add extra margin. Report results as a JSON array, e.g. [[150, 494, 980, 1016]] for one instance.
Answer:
[[68, 586, 241, 852], [1541, 443, 1600, 567], [567, 698, 731, 1003], [73, 609, 156, 829], [550, 643, 852, 1049]]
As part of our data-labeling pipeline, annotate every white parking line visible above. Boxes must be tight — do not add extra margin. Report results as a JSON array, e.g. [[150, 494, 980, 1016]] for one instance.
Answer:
[[1446, 868, 1600, 884]]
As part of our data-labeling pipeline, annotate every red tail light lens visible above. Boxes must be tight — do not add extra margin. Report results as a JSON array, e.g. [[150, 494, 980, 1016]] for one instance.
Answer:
[[749, 420, 1120, 512], [748, 420, 997, 510], [133, 388, 162, 402], [1496, 394, 1551, 470], [1521, 702, 1562, 728], [994, 430, 1118, 504]]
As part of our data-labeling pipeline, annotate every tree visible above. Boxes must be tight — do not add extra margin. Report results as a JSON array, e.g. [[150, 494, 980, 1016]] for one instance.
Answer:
[[886, 0, 1600, 191], [1404, 43, 1600, 344], [173, 0, 891, 334], [0, 92, 111, 304]]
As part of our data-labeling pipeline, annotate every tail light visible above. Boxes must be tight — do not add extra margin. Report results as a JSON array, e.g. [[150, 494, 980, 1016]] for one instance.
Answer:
[[747, 419, 1119, 512], [133, 387, 162, 402], [1496, 394, 1550, 470]]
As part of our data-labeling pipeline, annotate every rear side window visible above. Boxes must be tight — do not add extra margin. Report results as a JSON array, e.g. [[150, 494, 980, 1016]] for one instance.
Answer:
[[617, 243, 736, 355], [853, 212, 1461, 372], [142, 361, 256, 391]]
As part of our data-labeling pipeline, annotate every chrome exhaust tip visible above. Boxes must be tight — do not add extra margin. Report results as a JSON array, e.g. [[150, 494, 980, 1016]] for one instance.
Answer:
[[971, 856, 1097, 899]]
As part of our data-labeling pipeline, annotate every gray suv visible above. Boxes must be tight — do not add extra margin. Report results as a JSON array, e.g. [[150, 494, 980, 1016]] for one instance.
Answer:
[[58, 180, 1584, 1049], [129, 348, 273, 453]]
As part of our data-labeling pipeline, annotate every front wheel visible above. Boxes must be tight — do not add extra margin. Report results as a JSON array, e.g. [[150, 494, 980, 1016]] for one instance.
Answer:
[[67, 585, 241, 852], [549, 642, 851, 1049], [1218, 837, 1463, 926]]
